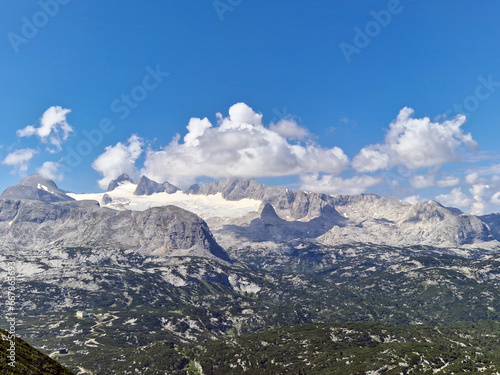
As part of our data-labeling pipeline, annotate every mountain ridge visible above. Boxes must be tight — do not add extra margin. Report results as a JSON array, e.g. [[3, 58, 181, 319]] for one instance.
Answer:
[[3, 174, 500, 250], [0, 173, 74, 203], [3, 175, 500, 373], [0, 176, 231, 262]]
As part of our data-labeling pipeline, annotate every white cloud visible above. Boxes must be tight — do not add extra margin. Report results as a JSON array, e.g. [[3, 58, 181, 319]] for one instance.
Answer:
[[467, 163, 500, 178], [184, 117, 212, 146], [2, 148, 38, 173], [471, 202, 485, 215], [352, 107, 477, 172], [435, 187, 471, 208], [469, 184, 490, 215], [470, 183, 489, 197], [37, 161, 63, 181], [436, 175, 460, 188], [465, 172, 480, 185], [490, 191, 500, 205], [17, 106, 73, 152], [269, 119, 311, 140], [138, 103, 348, 187], [299, 173, 382, 195], [352, 148, 390, 173], [404, 195, 421, 205], [409, 174, 435, 189], [92, 135, 143, 190]]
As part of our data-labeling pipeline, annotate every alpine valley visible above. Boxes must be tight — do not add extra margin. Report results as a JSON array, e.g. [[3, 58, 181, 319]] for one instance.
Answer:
[[3, 174, 500, 374]]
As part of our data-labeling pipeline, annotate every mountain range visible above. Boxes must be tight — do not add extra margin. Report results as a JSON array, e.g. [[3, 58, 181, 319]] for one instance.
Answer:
[[3, 173, 500, 373], [5, 172, 493, 251]]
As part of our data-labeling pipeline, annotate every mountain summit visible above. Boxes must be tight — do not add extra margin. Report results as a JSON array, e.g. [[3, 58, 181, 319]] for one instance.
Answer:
[[0, 174, 231, 262], [107, 173, 135, 191], [0, 173, 74, 203], [133, 175, 179, 196]]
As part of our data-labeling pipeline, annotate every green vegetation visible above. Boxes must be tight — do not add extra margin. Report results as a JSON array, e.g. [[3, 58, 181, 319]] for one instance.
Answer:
[[0, 328, 74, 375], [126, 321, 500, 374], [8, 244, 500, 373]]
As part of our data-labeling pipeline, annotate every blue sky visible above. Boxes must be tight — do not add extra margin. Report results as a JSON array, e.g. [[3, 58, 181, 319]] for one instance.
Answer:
[[2, 1, 500, 214]]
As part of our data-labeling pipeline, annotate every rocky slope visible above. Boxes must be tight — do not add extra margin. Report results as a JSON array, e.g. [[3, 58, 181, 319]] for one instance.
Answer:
[[5, 174, 498, 251], [4, 175, 500, 373], [0, 177, 230, 261], [188, 177, 497, 249], [6, 240, 500, 374], [106, 173, 134, 191]]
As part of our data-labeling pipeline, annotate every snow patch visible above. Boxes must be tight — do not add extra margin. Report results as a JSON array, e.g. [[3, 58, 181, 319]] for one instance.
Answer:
[[68, 182, 262, 219], [37, 183, 55, 194]]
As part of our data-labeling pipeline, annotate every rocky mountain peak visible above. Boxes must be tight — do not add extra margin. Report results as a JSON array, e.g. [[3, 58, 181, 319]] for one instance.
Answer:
[[133, 175, 178, 196], [198, 177, 265, 200], [259, 202, 281, 223], [18, 173, 60, 189], [0, 198, 231, 262], [107, 173, 134, 191], [0, 173, 73, 203], [403, 200, 450, 223]]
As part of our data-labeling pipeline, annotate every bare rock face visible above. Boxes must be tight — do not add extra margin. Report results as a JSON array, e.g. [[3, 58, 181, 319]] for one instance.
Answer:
[[1, 174, 498, 256], [0, 174, 230, 262], [317, 198, 493, 248], [107, 173, 134, 192], [0, 173, 74, 203], [133, 175, 178, 196], [215, 202, 345, 243], [0, 198, 230, 262], [195, 177, 498, 249], [480, 213, 500, 241], [187, 184, 200, 194], [101, 194, 113, 205], [197, 177, 332, 220]]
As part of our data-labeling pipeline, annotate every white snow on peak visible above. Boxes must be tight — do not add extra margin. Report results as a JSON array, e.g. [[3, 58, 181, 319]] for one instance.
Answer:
[[67, 182, 262, 219], [37, 183, 55, 194]]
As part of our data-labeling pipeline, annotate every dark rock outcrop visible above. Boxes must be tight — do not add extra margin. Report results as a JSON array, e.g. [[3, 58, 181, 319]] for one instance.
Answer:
[[107, 173, 134, 192], [133, 175, 178, 196]]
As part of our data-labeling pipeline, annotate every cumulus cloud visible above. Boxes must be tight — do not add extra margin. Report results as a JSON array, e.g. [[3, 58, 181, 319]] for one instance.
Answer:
[[469, 184, 490, 215], [37, 161, 63, 181], [352, 148, 390, 173], [269, 119, 311, 140], [299, 173, 382, 195], [138, 103, 348, 188], [409, 174, 435, 189], [436, 175, 460, 188], [490, 192, 500, 205], [17, 106, 73, 152], [92, 135, 143, 189], [88, 103, 486, 204], [2, 148, 38, 174], [404, 195, 421, 205], [465, 172, 480, 185], [352, 107, 477, 172], [435, 187, 471, 208]]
